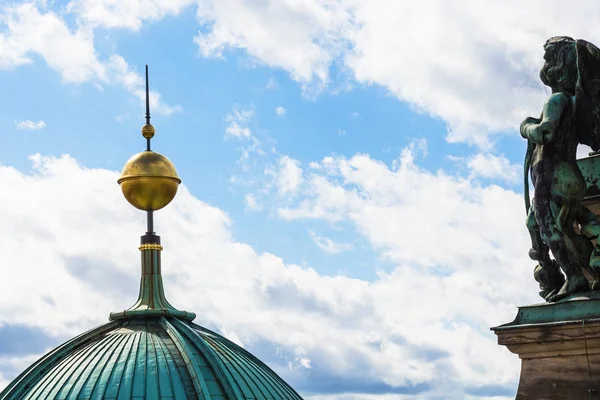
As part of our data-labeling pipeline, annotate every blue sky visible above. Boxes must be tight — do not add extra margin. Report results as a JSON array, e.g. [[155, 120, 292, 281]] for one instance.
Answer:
[[0, 1, 598, 399]]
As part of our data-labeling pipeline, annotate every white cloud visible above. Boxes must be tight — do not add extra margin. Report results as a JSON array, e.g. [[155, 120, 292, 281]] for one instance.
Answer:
[[467, 153, 520, 183], [224, 107, 254, 139], [191, 0, 600, 146], [1, 3, 106, 83], [270, 146, 539, 395], [0, 3, 179, 115], [0, 33, 30, 69], [226, 122, 251, 139], [218, 327, 245, 347], [294, 347, 312, 369], [447, 155, 463, 162], [277, 148, 529, 274], [67, 0, 195, 30], [244, 193, 262, 211], [115, 113, 130, 123], [399, 138, 428, 162], [0, 353, 41, 393], [7, 1, 597, 146], [223, 107, 267, 176], [0, 152, 528, 398], [107, 55, 181, 115], [275, 106, 287, 116], [309, 230, 352, 254], [266, 77, 278, 90], [337, 128, 346, 136], [230, 140, 535, 399], [343, 0, 551, 147], [194, 0, 354, 88], [15, 120, 46, 130], [268, 155, 304, 195]]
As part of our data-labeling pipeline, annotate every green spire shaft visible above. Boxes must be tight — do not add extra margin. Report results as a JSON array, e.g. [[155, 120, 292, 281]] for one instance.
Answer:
[[110, 243, 195, 321]]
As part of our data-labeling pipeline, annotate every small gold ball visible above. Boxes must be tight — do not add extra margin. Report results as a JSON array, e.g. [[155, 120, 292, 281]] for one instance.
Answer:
[[142, 124, 155, 139], [117, 151, 181, 211]]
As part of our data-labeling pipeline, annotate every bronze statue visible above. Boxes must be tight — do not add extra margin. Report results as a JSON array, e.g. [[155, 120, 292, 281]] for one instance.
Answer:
[[521, 36, 600, 302]]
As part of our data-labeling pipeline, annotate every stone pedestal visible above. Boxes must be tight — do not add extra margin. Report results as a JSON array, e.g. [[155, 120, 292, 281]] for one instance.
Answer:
[[493, 293, 600, 399]]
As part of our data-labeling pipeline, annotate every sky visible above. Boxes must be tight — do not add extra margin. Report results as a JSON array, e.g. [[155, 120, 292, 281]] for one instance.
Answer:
[[1, 0, 600, 399]]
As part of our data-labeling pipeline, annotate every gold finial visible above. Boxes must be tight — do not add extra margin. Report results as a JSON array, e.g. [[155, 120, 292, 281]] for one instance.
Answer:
[[111, 65, 194, 322], [117, 65, 181, 213], [142, 124, 155, 139], [118, 151, 181, 211]]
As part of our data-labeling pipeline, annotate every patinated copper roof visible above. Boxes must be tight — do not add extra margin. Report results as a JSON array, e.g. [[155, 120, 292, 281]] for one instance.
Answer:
[[0, 318, 302, 399]]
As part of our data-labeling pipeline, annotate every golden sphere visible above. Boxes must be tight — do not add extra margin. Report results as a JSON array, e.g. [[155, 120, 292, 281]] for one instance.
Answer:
[[118, 151, 181, 211], [142, 124, 155, 139]]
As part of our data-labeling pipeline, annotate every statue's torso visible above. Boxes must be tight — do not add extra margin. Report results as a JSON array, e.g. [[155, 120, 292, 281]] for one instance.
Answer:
[[531, 94, 586, 202]]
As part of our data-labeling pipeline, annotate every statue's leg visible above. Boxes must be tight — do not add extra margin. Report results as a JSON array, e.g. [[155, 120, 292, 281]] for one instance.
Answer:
[[527, 205, 564, 300], [527, 206, 552, 263], [576, 205, 600, 286], [560, 203, 597, 279], [536, 198, 590, 301]]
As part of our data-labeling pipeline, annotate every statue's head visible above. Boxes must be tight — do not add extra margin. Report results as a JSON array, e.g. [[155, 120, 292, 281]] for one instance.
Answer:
[[540, 36, 577, 94]]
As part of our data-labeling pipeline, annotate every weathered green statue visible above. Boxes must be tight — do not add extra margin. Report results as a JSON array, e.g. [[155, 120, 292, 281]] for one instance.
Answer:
[[522, 36, 600, 302]]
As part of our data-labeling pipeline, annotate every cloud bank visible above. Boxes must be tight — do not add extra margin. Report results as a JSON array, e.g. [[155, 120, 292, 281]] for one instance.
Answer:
[[0, 152, 534, 398]]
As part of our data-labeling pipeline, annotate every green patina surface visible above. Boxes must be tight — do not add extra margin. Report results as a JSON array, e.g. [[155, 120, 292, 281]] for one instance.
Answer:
[[0, 318, 303, 400], [109, 247, 196, 321], [578, 154, 600, 198], [521, 37, 600, 303], [493, 291, 600, 330]]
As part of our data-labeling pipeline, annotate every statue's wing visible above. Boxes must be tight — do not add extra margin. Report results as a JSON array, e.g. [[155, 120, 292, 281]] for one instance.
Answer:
[[575, 39, 600, 151]]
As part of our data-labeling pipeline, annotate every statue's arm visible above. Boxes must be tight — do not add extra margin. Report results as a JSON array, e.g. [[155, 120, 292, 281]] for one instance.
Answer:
[[520, 93, 570, 144]]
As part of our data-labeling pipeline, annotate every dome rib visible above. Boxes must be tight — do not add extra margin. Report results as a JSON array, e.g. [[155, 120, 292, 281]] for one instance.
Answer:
[[154, 324, 195, 399], [99, 330, 135, 399], [168, 318, 246, 399], [40, 339, 105, 398], [201, 332, 273, 398], [205, 333, 286, 399], [159, 318, 215, 399], [131, 329, 147, 398], [34, 327, 119, 399], [190, 323, 303, 400], [115, 328, 141, 398], [106, 331, 134, 398], [151, 332, 176, 399], [68, 329, 126, 398], [1, 321, 120, 399]]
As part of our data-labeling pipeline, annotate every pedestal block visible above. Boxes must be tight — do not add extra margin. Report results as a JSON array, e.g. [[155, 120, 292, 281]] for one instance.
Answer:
[[493, 293, 600, 399]]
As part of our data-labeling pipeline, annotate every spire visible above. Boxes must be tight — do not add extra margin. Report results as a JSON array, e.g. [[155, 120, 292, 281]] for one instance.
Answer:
[[112, 65, 195, 321], [143, 65, 153, 152]]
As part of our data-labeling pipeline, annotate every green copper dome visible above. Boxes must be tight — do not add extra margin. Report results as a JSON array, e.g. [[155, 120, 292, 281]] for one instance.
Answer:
[[0, 318, 303, 400], [0, 243, 304, 400], [0, 67, 303, 400]]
